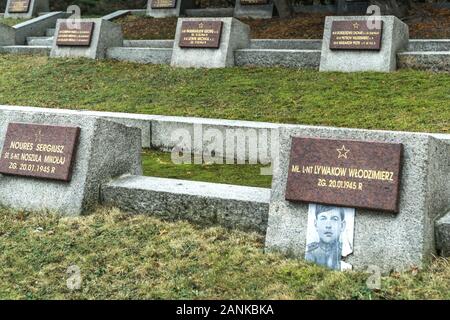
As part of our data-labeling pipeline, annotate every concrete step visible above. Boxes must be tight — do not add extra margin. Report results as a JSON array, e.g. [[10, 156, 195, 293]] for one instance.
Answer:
[[46, 28, 55, 36], [235, 49, 321, 69], [250, 39, 322, 50], [397, 51, 450, 72], [101, 175, 270, 234], [107, 47, 173, 64], [122, 39, 323, 50], [0, 45, 51, 56], [409, 39, 450, 52], [185, 8, 234, 17], [123, 40, 174, 48], [27, 36, 53, 46]]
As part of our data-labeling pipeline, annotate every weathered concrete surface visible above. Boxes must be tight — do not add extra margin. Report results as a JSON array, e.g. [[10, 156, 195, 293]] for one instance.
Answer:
[[249, 39, 322, 50], [234, 0, 274, 19], [26, 36, 53, 46], [5, 0, 49, 19], [50, 18, 123, 60], [320, 16, 409, 72], [265, 125, 450, 273], [14, 11, 66, 45], [397, 52, 450, 72], [123, 39, 174, 48], [102, 175, 271, 233], [0, 109, 142, 215], [0, 24, 16, 46], [408, 39, 450, 52], [436, 212, 450, 257], [0, 105, 153, 148], [0, 45, 50, 55], [107, 47, 172, 64], [235, 49, 320, 68], [147, 0, 196, 18], [1, 11, 66, 45], [171, 17, 250, 68]]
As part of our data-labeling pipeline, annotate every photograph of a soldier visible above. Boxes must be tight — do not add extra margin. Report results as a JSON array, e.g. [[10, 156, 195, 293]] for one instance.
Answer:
[[305, 204, 355, 271]]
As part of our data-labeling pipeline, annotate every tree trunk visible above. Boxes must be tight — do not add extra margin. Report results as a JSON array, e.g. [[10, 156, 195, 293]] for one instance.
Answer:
[[273, 0, 293, 18]]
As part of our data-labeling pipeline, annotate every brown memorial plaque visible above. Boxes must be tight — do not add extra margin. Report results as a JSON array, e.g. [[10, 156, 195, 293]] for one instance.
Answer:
[[0, 123, 80, 182], [56, 22, 95, 47], [151, 0, 177, 9], [330, 20, 383, 50], [285, 137, 403, 212], [240, 0, 269, 5], [179, 21, 223, 49], [8, 0, 31, 13]]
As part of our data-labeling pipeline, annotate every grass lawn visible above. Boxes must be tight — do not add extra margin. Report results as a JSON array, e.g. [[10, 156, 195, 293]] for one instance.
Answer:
[[0, 208, 449, 300], [0, 55, 448, 134], [142, 150, 272, 188], [0, 18, 29, 26]]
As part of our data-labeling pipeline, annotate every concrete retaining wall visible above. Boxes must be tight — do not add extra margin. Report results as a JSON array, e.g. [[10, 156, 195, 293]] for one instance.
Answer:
[[398, 52, 450, 72], [1, 105, 448, 158]]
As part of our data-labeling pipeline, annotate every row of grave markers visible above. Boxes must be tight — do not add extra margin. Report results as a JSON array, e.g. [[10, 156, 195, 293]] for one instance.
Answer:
[[0, 105, 448, 273], [3, 13, 444, 273], [49, 15, 407, 72], [0, 123, 403, 213]]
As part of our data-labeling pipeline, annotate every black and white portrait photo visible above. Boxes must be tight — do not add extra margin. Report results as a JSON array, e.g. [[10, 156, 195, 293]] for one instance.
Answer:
[[305, 204, 355, 271]]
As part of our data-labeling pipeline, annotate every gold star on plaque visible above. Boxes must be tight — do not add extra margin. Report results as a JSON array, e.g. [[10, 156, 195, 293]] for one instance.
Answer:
[[199, 23, 204, 28], [353, 22, 360, 29], [34, 130, 43, 142], [337, 145, 350, 159]]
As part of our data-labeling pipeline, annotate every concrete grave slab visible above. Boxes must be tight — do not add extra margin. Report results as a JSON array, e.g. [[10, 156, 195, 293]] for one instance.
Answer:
[[0, 109, 142, 215], [265, 125, 450, 272], [4, 0, 49, 19], [234, 0, 274, 19], [319, 16, 409, 72], [50, 18, 123, 60], [171, 17, 250, 68]]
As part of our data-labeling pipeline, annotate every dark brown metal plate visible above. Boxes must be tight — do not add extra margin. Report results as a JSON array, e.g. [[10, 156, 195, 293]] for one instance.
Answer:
[[56, 22, 95, 47], [179, 21, 223, 49], [285, 137, 403, 212], [0, 123, 80, 182], [240, 0, 269, 5], [330, 20, 383, 50], [151, 0, 177, 9], [8, 0, 30, 13]]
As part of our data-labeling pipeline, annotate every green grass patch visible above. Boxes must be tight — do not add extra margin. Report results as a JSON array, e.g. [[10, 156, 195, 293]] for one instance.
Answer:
[[0, 55, 449, 133], [142, 150, 272, 188], [0, 208, 449, 299], [0, 18, 29, 26]]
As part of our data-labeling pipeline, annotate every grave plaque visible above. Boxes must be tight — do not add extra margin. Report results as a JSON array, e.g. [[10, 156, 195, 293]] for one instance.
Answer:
[[8, 0, 30, 13], [240, 0, 269, 5], [0, 123, 80, 182], [285, 137, 402, 212], [151, 0, 177, 9], [179, 21, 223, 49], [329, 20, 383, 50], [56, 22, 95, 47]]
